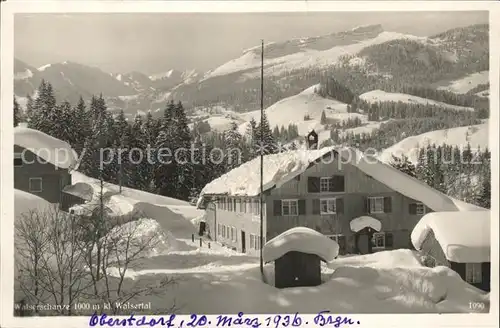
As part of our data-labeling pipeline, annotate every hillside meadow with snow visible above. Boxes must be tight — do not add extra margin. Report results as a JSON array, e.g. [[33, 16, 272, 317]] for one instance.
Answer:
[[359, 90, 475, 112], [378, 121, 489, 164]]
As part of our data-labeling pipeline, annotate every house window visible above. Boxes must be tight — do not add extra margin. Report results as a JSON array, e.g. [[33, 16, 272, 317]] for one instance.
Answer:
[[250, 234, 255, 249], [320, 198, 337, 214], [232, 227, 237, 242], [230, 226, 234, 241], [29, 177, 43, 193], [371, 232, 385, 249], [281, 199, 298, 216], [233, 198, 237, 211], [416, 203, 426, 215], [465, 263, 482, 284], [320, 177, 331, 192], [228, 198, 233, 211], [253, 199, 260, 215], [369, 197, 384, 213], [14, 153, 23, 167]]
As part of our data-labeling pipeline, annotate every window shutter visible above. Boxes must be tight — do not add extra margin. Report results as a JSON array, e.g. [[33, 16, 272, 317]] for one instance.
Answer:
[[298, 199, 306, 215], [331, 175, 345, 192], [273, 200, 282, 216], [384, 197, 392, 213], [385, 232, 393, 247], [312, 199, 320, 215], [364, 197, 370, 213], [409, 203, 417, 215], [336, 198, 344, 214], [308, 177, 320, 193]]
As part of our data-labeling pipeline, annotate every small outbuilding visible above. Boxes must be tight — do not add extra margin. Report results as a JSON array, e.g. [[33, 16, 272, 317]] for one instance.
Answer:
[[263, 227, 339, 289], [411, 211, 491, 292], [350, 216, 382, 254]]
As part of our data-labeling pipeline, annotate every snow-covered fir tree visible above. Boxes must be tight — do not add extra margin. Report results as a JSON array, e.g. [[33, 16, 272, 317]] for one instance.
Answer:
[[14, 96, 21, 126], [29, 80, 58, 135], [255, 111, 277, 155], [320, 110, 327, 124], [154, 101, 179, 198], [224, 122, 243, 171], [73, 96, 91, 155]]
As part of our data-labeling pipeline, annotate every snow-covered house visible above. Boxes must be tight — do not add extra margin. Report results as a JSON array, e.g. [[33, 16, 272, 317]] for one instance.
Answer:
[[14, 124, 78, 208], [197, 146, 485, 257], [411, 211, 491, 292]]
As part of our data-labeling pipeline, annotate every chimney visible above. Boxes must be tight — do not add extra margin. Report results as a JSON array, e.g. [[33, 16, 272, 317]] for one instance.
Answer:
[[306, 129, 318, 149]]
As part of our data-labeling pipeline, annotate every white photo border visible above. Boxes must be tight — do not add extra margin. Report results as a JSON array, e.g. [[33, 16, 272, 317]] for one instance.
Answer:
[[1, 1, 498, 327]]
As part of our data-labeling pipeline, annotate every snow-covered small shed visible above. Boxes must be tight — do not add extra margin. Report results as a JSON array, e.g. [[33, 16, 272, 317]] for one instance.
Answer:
[[263, 227, 339, 288], [411, 211, 491, 291]]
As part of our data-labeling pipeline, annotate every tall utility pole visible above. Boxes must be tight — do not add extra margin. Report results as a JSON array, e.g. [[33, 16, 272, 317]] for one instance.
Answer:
[[259, 39, 264, 279]]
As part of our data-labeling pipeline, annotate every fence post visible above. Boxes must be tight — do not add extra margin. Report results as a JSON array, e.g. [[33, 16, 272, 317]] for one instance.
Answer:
[[192, 234, 194, 242], [208, 242, 211, 249], [199, 238, 202, 247]]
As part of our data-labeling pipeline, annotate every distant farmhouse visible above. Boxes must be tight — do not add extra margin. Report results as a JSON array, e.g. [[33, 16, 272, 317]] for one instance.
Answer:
[[14, 123, 81, 211], [197, 131, 486, 256], [411, 211, 491, 292]]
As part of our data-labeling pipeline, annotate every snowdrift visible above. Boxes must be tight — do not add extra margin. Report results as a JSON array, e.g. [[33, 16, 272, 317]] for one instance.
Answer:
[[104, 218, 183, 258], [69, 171, 202, 238], [411, 211, 491, 263], [14, 125, 78, 169], [263, 227, 339, 263]]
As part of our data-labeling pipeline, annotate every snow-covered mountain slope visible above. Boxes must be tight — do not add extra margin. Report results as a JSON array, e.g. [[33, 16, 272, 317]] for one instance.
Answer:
[[203, 26, 423, 81], [359, 90, 475, 111], [378, 121, 489, 164], [436, 71, 489, 94], [240, 84, 359, 136], [149, 68, 201, 89]]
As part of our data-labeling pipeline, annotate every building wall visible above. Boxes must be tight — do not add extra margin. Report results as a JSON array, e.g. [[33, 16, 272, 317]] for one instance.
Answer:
[[204, 197, 265, 256], [266, 152, 430, 252], [14, 145, 72, 205]]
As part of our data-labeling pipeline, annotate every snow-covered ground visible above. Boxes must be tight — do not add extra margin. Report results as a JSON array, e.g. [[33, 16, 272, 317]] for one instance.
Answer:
[[359, 90, 474, 111], [437, 71, 489, 94], [107, 243, 489, 314], [378, 121, 489, 164]]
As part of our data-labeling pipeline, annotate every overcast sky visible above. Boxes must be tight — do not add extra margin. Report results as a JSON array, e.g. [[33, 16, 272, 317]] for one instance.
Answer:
[[15, 12, 488, 75]]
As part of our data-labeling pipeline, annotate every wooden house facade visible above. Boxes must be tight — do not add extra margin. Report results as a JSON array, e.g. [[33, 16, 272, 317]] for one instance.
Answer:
[[200, 146, 482, 257]]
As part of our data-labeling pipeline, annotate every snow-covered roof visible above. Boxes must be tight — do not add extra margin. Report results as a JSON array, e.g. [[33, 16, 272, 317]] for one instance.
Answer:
[[62, 182, 94, 201], [350, 216, 382, 233], [197, 147, 335, 207], [14, 126, 78, 170], [411, 211, 491, 263], [263, 227, 339, 263], [197, 146, 486, 213], [15, 189, 53, 218]]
